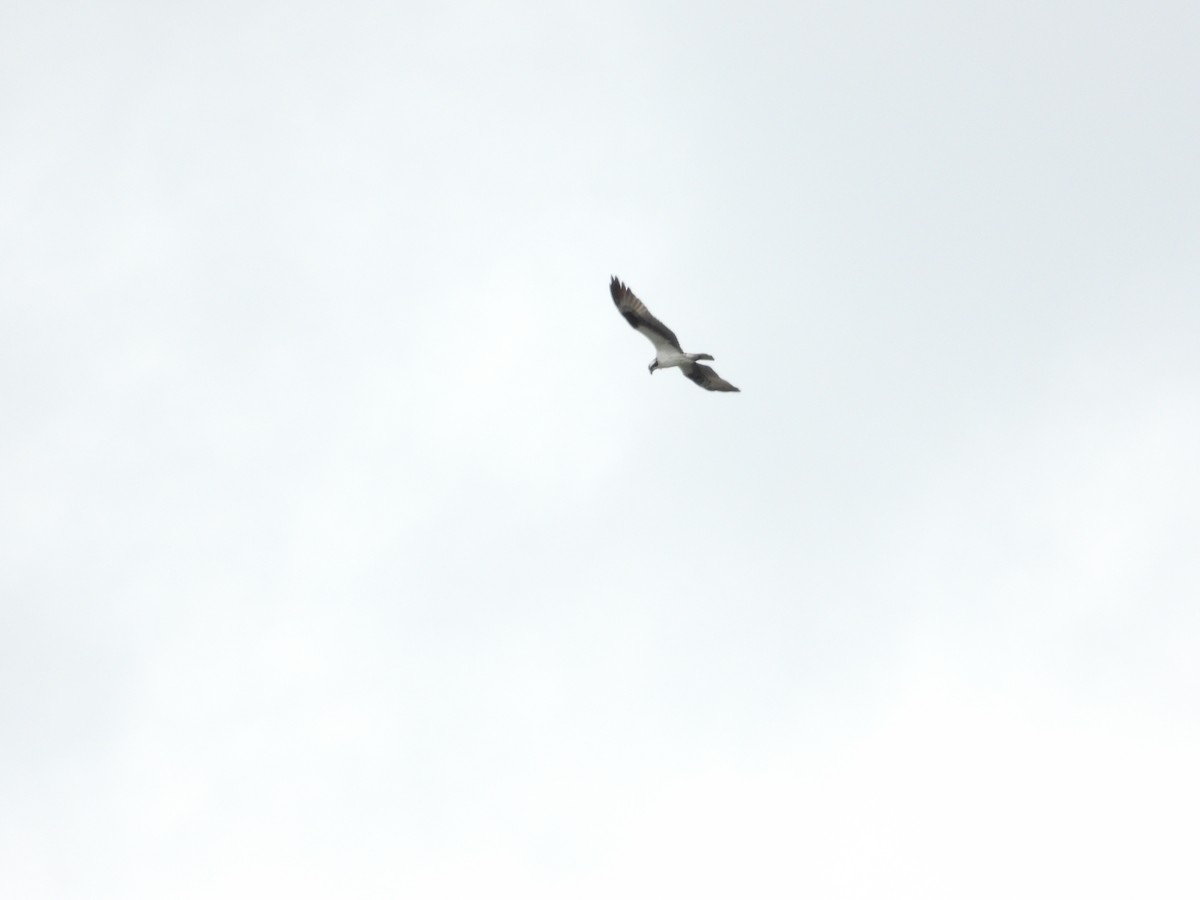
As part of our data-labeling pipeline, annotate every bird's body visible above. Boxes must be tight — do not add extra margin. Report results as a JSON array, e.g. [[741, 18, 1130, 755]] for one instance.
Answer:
[[609, 276, 740, 392], [650, 346, 703, 370]]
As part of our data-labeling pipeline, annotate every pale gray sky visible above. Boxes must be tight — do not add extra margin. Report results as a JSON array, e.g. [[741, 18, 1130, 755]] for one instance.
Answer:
[[2, 1, 1198, 897]]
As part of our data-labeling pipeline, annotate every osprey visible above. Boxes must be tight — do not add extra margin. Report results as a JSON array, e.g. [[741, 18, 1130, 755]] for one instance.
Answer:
[[609, 276, 740, 392]]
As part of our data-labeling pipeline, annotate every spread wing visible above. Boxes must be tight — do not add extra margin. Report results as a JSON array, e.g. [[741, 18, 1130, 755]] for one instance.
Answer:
[[682, 362, 740, 392], [610, 276, 681, 353]]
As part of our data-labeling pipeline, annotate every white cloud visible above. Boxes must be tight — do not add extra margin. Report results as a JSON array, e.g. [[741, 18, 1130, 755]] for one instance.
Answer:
[[2, 1, 1197, 897]]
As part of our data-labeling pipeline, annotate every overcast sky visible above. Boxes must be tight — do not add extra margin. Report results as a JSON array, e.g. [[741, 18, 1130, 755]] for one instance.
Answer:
[[2, 1, 1198, 897]]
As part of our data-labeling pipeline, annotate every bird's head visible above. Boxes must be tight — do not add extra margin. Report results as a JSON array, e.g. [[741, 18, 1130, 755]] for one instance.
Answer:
[[648, 361, 659, 375]]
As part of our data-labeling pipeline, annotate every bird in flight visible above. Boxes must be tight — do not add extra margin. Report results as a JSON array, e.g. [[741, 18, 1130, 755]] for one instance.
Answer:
[[609, 276, 740, 392]]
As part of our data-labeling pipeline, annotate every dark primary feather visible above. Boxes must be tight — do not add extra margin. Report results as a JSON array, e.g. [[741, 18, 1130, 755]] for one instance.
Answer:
[[682, 362, 740, 392], [609, 276, 681, 351]]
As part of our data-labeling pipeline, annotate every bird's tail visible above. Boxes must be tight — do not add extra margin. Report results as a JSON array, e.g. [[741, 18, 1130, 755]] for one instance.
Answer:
[[689, 353, 715, 361]]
